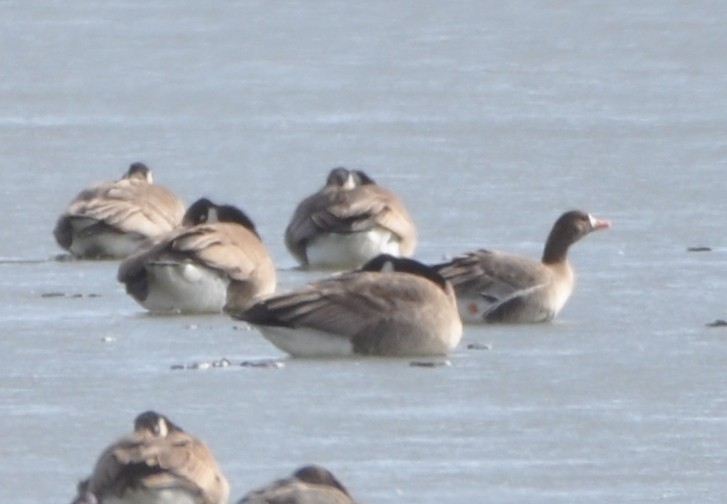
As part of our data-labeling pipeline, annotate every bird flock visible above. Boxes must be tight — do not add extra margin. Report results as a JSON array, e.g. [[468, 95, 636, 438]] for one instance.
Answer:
[[57, 162, 610, 503]]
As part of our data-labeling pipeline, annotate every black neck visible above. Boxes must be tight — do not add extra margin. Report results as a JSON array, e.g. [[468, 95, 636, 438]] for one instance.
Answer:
[[541, 231, 571, 264]]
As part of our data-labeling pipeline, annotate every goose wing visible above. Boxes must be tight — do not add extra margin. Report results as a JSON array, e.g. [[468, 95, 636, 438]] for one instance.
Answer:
[[63, 178, 184, 237], [239, 273, 383, 334], [238, 478, 352, 504], [171, 223, 271, 282], [86, 431, 224, 502], [124, 223, 269, 281], [354, 184, 416, 254], [285, 185, 416, 260], [436, 249, 549, 304], [238, 465, 353, 504], [237, 271, 426, 336]]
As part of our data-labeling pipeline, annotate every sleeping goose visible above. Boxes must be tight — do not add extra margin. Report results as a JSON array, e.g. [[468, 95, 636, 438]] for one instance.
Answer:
[[117, 198, 276, 314], [434, 210, 610, 323], [70, 410, 229, 504], [230, 254, 462, 357], [237, 465, 357, 504], [54, 162, 185, 259], [284, 167, 417, 269]]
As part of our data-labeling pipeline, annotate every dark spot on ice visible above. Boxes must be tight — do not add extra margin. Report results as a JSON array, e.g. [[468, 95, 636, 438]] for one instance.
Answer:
[[706, 319, 727, 327], [240, 359, 285, 369], [409, 360, 451, 368], [41, 292, 65, 298], [171, 357, 283, 370], [467, 343, 492, 350]]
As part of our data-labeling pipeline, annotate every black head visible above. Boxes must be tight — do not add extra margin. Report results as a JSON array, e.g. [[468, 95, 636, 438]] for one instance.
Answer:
[[326, 167, 354, 187], [360, 254, 449, 291], [293, 465, 351, 496], [325, 167, 375, 189], [542, 210, 610, 263], [124, 162, 153, 183], [352, 169, 376, 185], [552, 210, 610, 243], [183, 198, 216, 226], [182, 198, 260, 237], [216, 204, 260, 237], [133, 410, 182, 437]]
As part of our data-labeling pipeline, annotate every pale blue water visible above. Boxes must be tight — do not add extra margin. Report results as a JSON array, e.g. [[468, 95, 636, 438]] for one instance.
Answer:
[[1, 1, 727, 503]]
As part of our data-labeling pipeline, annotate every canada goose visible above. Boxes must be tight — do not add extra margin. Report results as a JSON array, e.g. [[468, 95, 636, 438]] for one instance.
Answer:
[[70, 410, 229, 504], [284, 167, 417, 268], [54, 162, 185, 259], [237, 465, 357, 504], [117, 198, 276, 314], [231, 254, 462, 357], [434, 210, 610, 323]]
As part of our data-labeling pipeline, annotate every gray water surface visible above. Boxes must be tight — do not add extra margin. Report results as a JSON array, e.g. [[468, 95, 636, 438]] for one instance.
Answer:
[[2, 1, 727, 503]]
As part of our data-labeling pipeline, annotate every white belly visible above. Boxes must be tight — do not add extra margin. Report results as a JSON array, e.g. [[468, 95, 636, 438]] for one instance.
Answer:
[[306, 228, 401, 268], [257, 326, 354, 357], [104, 488, 202, 504], [69, 218, 147, 259], [140, 262, 229, 313], [548, 276, 574, 319]]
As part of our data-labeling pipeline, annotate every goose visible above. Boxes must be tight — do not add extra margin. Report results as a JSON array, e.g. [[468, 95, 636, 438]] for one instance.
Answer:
[[284, 167, 417, 268], [54, 162, 185, 259], [231, 254, 462, 357], [117, 198, 276, 314], [434, 210, 610, 323], [70, 410, 229, 504], [237, 465, 357, 504]]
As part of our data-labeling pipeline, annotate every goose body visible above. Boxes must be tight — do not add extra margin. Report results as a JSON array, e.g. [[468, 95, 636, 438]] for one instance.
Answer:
[[238, 465, 357, 504], [70, 411, 229, 504], [285, 167, 417, 269], [54, 163, 185, 259], [118, 198, 276, 314], [232, 255, 462, 357], [435, 210, 610, 323]]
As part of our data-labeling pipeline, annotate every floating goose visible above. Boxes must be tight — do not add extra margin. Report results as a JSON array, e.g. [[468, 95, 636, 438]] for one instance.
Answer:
[[70, 410, 229, 504], [284, 167, 417, 268], [237, 465, 357, 504], [54, 162, 185, 259], [434, 210, 610, 323], [117, 198, 276, 313], [231, 254, 462, 357]]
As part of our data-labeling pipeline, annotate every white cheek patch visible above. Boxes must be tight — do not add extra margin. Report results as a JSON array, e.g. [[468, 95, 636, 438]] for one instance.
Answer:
[[588, 213, 611, 230], [342, 173, 356, 190], [157, 419, 168, 437]]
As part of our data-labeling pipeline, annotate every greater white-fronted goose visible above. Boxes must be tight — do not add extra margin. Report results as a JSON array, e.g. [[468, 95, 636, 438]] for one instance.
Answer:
[[434, 210, 610, 323], [117, 198, 276, 314], [54, 163, 185, 259], [70, 410, 230, 504], [237, 465, 357, 504], [231, 254, 462, 357], [284, 167, 417, 269]]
